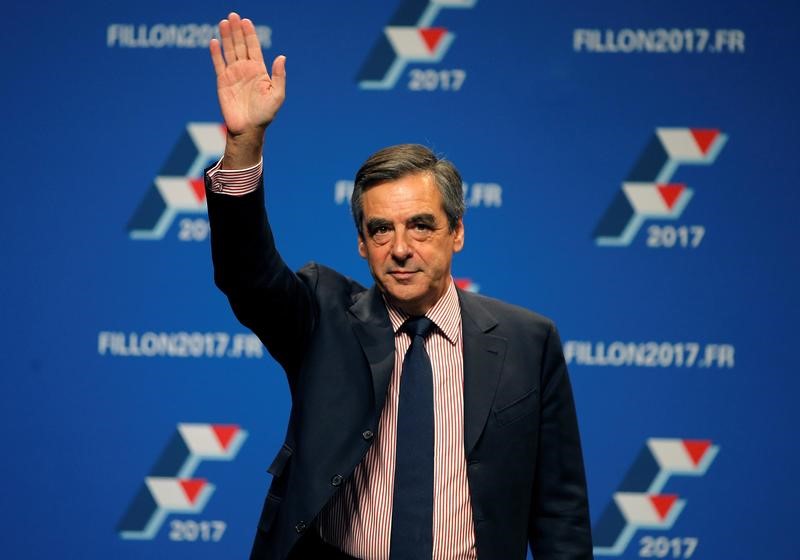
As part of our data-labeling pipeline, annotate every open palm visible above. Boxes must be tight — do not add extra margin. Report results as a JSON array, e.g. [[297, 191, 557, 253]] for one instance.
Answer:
[[210, 13, 285, 135]]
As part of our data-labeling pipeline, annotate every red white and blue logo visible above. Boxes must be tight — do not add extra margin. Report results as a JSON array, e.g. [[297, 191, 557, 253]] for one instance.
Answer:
[[454, 278, 480, 292], [593, 438, 719, 556], [127, 123, 225, 240], [357, 0, 477, 90], [593, 128, 727, 246], [117, 423, 247, 540]]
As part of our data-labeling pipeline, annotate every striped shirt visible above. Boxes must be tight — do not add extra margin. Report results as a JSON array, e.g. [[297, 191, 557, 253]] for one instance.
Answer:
[[206, 157, 262, 195], [208, 159, 477, 559]]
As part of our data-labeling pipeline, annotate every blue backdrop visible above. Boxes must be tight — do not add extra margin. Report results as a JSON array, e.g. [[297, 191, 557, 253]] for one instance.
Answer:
[[2, 1, 798, 558]]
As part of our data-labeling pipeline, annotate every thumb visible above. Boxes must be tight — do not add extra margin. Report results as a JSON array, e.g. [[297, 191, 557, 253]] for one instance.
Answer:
[[271, 55, 287, 93]]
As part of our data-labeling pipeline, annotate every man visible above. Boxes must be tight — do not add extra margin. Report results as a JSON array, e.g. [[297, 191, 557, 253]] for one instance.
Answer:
[[206, 12, 592, 560]]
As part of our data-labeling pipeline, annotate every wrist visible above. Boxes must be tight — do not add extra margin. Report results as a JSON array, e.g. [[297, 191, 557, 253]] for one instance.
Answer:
[[221, 127, 266, 170]]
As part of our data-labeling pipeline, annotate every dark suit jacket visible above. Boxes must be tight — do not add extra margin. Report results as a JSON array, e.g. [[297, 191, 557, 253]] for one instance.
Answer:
[[206, 177, 592, 560]]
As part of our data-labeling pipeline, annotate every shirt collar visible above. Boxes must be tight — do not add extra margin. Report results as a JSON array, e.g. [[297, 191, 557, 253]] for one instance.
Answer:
[[385, 278, 461, 345]]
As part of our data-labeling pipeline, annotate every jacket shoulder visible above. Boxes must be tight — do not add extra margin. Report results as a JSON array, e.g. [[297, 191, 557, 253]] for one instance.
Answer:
[[459, 290, 556, 341], [297, 262, 368, 304]]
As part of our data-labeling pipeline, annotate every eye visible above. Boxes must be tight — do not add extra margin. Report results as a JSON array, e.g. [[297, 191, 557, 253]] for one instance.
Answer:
[[367, 222, 394, 245], [408, 220, 436, 240], [369, 225, 391, 238]]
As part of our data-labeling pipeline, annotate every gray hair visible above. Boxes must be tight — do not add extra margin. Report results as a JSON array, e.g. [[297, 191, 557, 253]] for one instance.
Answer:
[[351, 144, 465, 236]]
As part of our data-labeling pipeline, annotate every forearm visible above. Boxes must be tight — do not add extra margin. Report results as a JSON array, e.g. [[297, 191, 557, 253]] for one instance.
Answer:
[[205, 172, 276, 291]]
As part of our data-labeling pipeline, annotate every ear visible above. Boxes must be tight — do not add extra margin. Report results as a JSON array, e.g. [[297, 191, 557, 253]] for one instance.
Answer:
[[452, 219, 465, 253], [358, 234, 367, 258]]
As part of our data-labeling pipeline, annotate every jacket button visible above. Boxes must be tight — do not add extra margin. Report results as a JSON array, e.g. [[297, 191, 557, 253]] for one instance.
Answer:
[[362, 429, 374, 441], [295, 521, 307, 533], [331, 474, 343, 487]]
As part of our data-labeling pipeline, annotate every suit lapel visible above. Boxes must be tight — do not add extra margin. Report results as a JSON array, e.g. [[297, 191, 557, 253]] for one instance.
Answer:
[[348, 285, 395, 419], [459, 291, 506, 458]]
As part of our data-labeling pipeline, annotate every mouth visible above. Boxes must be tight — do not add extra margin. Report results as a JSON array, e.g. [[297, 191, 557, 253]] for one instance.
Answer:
[[388, 270, 418, 281]]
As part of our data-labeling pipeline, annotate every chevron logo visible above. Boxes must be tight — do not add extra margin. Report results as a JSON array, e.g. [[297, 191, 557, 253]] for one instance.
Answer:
[[593, 438, 719, 556], [593, 128, 727, 246], [127, 123, 226, 240], [117, 423, 247, 540], [357, 0, 477, 90]]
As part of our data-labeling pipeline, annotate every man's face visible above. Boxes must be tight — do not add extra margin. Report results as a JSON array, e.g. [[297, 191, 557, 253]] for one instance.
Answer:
[[358, 172, 464, 316]]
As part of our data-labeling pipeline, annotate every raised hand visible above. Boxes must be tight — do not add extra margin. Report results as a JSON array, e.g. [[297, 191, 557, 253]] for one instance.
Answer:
[[209, 13, 285, 136]]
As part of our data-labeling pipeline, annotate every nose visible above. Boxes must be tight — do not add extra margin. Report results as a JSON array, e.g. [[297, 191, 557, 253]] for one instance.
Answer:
[[391, 229, 413, 261]]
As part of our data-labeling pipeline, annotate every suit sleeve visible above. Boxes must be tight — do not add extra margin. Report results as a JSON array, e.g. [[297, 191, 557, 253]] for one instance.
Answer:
[[205, 170, 317, 378], [529, 323, 593, 559]]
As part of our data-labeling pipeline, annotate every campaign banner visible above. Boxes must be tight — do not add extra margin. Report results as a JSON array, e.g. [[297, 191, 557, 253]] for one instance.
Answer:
[[2, 1, 797, 558]]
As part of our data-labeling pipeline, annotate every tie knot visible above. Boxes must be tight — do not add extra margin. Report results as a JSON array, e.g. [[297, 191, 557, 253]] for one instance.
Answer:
[[401, 316, 435, 339]]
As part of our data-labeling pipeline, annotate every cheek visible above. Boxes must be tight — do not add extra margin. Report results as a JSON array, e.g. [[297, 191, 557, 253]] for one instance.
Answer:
[[365, 246, 389, 267], [422, 245, 447, 267]]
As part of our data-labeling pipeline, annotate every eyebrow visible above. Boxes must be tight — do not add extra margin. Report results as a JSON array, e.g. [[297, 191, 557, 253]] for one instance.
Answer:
[[365, 218, 392, 232], [365, 214, 440, 233], [407, 213, 437, 226]]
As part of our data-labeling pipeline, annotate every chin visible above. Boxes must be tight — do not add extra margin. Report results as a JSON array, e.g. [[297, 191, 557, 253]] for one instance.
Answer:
[[387, 290, 422, 306], [387, 292, 432, 315]]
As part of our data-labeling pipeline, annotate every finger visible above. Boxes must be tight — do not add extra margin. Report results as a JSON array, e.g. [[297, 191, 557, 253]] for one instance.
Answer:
[[271, 55, 287, 96], [241, 18, 264, 63], [229, 12, 248, 61], [209, 39, 227, 76], [219, 19, 236, 64]]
